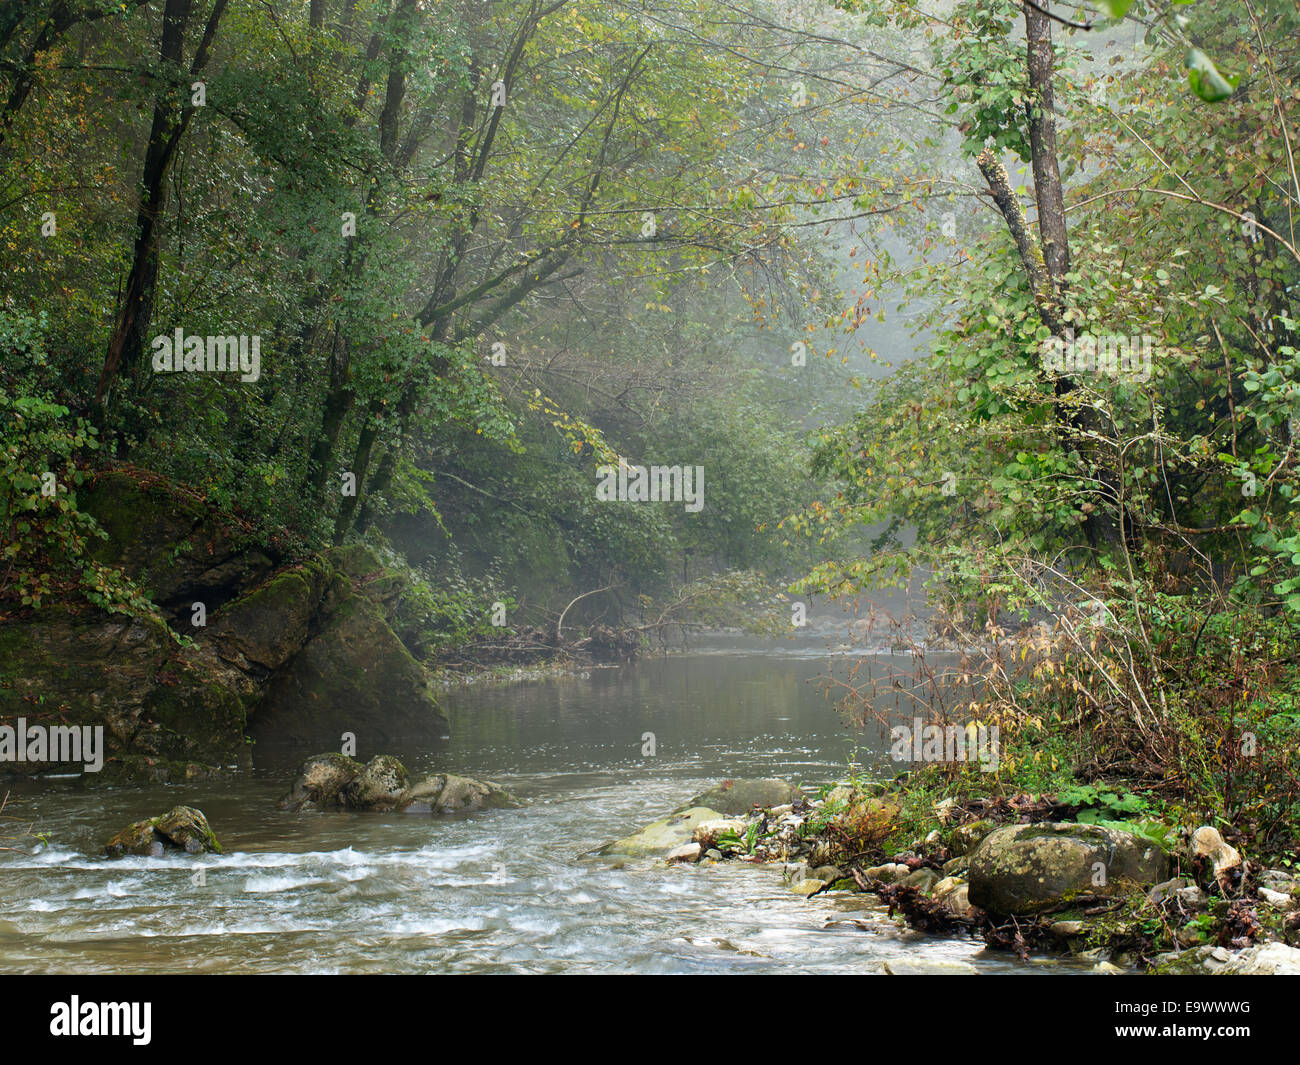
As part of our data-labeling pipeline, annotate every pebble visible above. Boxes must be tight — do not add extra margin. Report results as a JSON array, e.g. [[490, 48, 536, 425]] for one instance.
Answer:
[[1258, 887, 1296, 911], [666, 842, 701, 863]]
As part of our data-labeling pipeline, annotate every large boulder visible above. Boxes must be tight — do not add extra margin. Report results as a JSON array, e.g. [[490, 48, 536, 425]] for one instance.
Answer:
[[80, 470, 275, 615], [682, 779, 802, 815], [968, 822, 1168, 916], [601, 807, 727, 857], [105, 805, 221, 857], [250, 583, 448, 747]]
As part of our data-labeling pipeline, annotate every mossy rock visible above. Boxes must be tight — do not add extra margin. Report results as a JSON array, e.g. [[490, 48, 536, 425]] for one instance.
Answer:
[[80, 471, 275, 615], [91, 756, 231, 787], [207, 561, 331, 672], [105, 805, 221, 857], [949, 819, 996, 857], [0, 609, 248, 779], [281, 756, 517, 814], [279, 752, 363, 811], [968, 822, 1168, 916], [251, 590, 449, 747], [3, 472, 450, 782], [600, 806, 727, 857], [325, 544, 385, 579], [342, 754, 410, 810]]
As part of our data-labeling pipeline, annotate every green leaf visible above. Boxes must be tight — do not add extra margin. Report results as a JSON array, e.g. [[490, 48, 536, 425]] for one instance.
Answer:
[[1185, 48, 1240, 103]]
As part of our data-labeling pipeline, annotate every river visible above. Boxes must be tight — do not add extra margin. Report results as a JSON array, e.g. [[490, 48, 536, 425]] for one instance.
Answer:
[[0, 645, 1088, 974]]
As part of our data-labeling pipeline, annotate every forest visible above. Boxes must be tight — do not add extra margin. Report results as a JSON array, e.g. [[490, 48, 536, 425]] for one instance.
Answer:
[[1, 0, 1299, 983]]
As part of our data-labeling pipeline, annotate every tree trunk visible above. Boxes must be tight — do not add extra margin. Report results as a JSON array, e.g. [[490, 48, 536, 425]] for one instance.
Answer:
[[1023, 1, 1070, 287], [94, 0, 229, 411], [973, 4, 1129, 552]]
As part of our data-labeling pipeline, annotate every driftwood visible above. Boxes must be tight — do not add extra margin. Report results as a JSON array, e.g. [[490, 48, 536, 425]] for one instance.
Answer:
[[432, 622, 642, 669]]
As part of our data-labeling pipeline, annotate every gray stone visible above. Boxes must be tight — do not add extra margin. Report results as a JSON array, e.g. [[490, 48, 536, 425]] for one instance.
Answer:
[[683, 779, 802, 815], [600, 806, 726, 858], [666, 842, 702, 863], [968, 822, 1168, 916], [1257, 887, 1295, 911], [943, 854, 971, 877], [1217, 942, 1300, 975], [398, 773, 520, 814], [1259, 869, 1297, 892], [1148, 877, 1188, 905], [902, 866, 940, 895], [863, 862, 910, 884]]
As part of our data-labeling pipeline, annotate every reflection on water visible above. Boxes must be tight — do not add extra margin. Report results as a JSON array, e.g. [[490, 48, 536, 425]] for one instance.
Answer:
[[0, 653, 1085, 974]]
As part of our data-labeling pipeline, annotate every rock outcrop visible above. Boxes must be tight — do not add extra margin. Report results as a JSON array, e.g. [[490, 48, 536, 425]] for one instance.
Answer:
[[0, 471, 449, 783]]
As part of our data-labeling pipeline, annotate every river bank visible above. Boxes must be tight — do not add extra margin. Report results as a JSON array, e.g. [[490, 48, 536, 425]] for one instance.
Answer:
[[597, 770, 1300, 974]]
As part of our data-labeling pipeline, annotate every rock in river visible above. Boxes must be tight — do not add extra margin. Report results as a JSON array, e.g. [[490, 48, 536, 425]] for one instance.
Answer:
[[967, 822, 1168, 916], [342, 754, 409, 811], [105, 805, 222, 858], [600, 806, 727, 857], [278, 752, 361, 811], [279, 753, 518, 814], [682, 779, 802, 816], [397, 773, 520, 814]]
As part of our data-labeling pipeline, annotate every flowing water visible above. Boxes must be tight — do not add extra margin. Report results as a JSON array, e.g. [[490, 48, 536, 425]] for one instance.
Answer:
[[0, 644, 1087, 974]]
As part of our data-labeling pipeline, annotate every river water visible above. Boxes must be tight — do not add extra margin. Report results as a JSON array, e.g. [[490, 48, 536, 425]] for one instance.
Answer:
[[0, 645, 1086, 974]]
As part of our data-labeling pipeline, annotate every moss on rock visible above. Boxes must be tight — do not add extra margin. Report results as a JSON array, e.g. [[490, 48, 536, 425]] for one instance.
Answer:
[[104, 804, 221, 857]]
